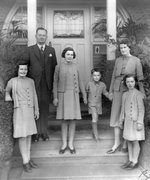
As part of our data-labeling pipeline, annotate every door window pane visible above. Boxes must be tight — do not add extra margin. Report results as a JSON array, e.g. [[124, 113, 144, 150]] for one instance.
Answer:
[[54, 10, 84, 38]]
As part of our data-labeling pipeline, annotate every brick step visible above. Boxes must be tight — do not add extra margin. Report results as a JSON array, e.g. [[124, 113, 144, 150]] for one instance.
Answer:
[[21, 163, 141, 180]]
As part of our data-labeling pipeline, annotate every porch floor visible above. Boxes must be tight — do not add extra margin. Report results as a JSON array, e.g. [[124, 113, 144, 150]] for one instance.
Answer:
[[8, 112, 143, 180]]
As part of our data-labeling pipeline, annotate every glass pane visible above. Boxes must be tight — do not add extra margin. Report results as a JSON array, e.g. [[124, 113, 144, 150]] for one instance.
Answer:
[[93, 7, 106, 39], [54, 10, 84, 38], [8, 6, 43, 39]]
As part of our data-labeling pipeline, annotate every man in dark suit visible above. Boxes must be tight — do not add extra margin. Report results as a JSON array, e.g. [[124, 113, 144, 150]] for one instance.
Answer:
[[26, 27, 57, 141]]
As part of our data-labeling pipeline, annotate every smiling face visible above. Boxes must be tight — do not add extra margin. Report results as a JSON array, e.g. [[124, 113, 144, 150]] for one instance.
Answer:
[[120, 44, 130, 56], [65, 50, 74, 63], [126, 76, 136, 90], [36, 29, 47, 45], [92, 71, 101, 82], [18, 65, 28, 77]]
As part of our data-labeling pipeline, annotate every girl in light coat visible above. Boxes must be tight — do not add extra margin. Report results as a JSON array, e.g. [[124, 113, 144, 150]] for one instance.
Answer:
[[119, 74, 145, 169], [5, 61, 39, 172], [53, 47, 87, 154]]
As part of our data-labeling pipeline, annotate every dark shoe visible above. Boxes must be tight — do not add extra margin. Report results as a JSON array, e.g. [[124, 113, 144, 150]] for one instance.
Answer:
[[107, 144, 121, 154], [29, 160, 38, 169], [121, 161, 132, 169], [23, 163, 32, 173], [68, 147, 76, 154], [126, 162, 138, 170], [59, 146, 68, 154], [41, 134, 49, 141], [32, 134, 40, 142]]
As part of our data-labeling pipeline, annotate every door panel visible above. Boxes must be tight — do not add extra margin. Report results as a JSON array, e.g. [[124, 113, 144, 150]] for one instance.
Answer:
[[47, 6, 91, 84]]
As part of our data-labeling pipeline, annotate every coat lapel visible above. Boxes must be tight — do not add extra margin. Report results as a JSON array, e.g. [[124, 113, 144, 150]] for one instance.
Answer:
[[33, 44, 41, 61], [44, 45, 50, 64]]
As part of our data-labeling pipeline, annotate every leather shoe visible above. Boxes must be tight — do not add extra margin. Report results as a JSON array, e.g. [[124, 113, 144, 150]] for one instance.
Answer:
[[41, 134, 49, 141], [32, 134, 40, 142], [59, 146, 68, 154], [29, 160, 38, 169], [68, 147, 76, 154], [23, 163, 32, 173], [121, 161, 132, 169], [126, 162, 138, 170], [107, 144, 121, 154]]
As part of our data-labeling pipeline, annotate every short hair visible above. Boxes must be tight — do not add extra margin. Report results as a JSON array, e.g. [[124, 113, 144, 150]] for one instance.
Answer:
[[118, 39, 132, 49], [61, 47, 76, 59], [36, 27, 47, 34], [123, 74, 138, 88], [91, 68, 101, 75]]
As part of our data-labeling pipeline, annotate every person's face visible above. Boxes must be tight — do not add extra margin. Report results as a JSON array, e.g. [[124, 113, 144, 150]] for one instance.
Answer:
[[120, 44, 130, 56], [92, 71, 101, 82], [126, 76, 135, 90], [36, 29, 47, 45], [18, 65, 28, 77], [65, 50, 74, 63]]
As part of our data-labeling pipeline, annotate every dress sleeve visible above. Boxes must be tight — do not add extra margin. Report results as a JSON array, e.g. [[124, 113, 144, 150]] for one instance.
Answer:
[[136, 58, 145, 94], [102, 83, 109, 98], [32, 80, 39, 115], [78, 70, 87, 101], [5, 79, 13, 101], [137, 92, 145, 125], [53, 65, 59, 99]]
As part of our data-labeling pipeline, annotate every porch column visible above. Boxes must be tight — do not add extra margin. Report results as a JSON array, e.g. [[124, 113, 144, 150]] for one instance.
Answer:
[[106, 0, 117, 60], [27, 0, 37, 46]]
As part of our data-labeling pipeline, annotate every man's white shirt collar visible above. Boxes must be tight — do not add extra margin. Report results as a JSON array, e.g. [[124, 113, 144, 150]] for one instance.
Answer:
[[37, 44, 46, 50]]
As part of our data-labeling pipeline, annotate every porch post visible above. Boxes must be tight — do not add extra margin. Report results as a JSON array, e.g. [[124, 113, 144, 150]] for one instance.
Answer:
[[27, 0, 37, 46], [106, 0, 117, 60]]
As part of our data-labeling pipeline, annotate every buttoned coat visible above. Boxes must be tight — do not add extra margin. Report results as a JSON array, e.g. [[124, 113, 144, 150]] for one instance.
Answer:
[[109, 55, 144, 93], [120, 89, 145, 125], [25, 44, 57, 93], [119, 88, 145, 141], [5, 77, 39, 137], [109, 55, 145, 127], [53, 61, 86, 100]]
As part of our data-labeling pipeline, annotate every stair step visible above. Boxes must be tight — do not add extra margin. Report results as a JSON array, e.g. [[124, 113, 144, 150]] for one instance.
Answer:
[[21, 163, 142, 180]]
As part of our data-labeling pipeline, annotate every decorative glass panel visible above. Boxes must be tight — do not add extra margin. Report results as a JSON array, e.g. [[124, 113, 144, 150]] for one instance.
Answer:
[[8, 6, 43, 39], [54, 10, 84, 38]]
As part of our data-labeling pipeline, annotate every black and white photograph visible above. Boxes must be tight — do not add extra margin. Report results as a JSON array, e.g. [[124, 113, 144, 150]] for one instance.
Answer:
[[0, 0, 150, 179]]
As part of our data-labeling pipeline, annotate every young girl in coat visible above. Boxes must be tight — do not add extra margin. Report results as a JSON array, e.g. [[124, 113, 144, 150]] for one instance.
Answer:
[[53, 47, 87, 154], [5, 61, 39, 172], [119, 74, 145, 169], [86, 68, 109, 141]]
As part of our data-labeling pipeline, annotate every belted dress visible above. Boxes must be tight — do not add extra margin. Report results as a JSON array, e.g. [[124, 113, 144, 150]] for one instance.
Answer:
[[109, 55, 144, 127]]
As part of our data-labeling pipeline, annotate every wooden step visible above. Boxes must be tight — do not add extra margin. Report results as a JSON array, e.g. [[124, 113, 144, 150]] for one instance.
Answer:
[[21, 163, 142, 180]]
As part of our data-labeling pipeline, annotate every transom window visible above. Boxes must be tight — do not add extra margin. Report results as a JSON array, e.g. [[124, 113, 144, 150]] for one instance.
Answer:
[[53, 10, 84, 38]]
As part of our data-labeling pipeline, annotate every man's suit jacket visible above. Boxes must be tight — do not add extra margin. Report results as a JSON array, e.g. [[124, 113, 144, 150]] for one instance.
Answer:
[[26, 44, 57, 92]]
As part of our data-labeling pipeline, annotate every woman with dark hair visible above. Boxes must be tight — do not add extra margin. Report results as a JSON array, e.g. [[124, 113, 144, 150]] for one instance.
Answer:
[[53, 47, 87, 154], [5, 61, 39, 172], [107, 39, 145, 154], [119, 74, 145, 169]]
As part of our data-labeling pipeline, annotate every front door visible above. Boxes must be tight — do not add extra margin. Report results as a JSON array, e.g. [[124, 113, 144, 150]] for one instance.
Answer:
[[46, 6, 91, 84]]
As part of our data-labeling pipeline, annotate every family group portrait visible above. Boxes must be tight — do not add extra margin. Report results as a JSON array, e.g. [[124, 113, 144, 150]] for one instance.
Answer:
[[0, 0, 150, 179]]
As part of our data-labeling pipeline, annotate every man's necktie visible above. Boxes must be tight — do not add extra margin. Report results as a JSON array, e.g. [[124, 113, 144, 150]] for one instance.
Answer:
[[41, 46, 44, 54]]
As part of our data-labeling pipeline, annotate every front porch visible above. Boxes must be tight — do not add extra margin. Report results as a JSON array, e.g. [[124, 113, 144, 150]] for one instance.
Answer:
[[7, 107, 142, 180]]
